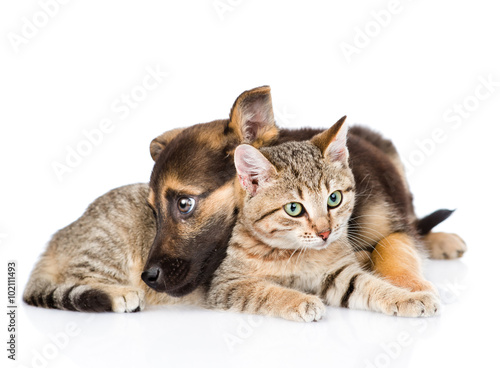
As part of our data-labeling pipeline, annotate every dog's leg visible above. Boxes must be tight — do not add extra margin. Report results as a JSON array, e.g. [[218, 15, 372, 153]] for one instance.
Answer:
[[422, 232, 467, 260], [371, 232, 436, 293]]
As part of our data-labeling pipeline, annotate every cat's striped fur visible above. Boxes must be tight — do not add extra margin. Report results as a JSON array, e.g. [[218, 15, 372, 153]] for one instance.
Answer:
[[22, 183, 204, 312], [23, 86, 465, 313], [207, 118, 440, 321]]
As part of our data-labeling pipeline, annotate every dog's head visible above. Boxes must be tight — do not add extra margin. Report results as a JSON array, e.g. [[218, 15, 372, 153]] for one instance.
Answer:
[[142, 86, 278, 296]]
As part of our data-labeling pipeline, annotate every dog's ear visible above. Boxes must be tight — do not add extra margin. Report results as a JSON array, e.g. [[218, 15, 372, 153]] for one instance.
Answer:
[[150, 128, 185, 162], [311, 116, 349, 164], [228, 86, 279, 148]]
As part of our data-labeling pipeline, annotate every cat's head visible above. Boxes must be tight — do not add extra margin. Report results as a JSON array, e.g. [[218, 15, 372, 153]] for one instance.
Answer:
[[235, 116, 355, 250]]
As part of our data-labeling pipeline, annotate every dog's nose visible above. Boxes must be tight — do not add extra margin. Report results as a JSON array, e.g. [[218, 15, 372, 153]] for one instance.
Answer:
[[141, 267, 161, 289], [317, 229, 331, 241]]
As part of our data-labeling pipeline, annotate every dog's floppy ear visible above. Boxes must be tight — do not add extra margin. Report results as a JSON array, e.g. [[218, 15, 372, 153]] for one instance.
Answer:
[[228, 86, 279, 148], [150, 127, 186, 162]]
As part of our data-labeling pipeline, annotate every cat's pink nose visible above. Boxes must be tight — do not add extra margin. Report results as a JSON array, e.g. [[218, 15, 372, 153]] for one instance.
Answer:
[[317, 230, 331, 241]]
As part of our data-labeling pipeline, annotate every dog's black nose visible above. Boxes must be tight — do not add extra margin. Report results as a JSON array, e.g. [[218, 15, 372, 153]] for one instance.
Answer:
[[141, 267, 161, 289]]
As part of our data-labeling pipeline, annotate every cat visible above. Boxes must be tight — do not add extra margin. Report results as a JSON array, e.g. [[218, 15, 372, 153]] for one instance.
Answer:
[[207, 117, 441, 321], [22, 183, 206, 312], [24, 86, 464, 313]]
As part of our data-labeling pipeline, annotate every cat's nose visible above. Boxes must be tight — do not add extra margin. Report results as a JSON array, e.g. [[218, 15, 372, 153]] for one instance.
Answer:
[[317, 229, 331, 241]]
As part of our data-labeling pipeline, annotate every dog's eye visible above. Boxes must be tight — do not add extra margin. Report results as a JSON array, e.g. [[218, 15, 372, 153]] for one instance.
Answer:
[[177, 197, 196, 214]]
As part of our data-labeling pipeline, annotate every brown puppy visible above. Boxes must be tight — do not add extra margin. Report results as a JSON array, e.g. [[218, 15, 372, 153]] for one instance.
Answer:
[[24, 86, 465, 312], [143, 87, 465, 298]]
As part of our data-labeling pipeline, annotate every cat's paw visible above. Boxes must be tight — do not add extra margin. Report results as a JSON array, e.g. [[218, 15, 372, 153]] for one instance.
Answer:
[[285, 295, 326, 322], [110, 288, 145, 313], [387, 291, 441, 317], [424, 232, 467, 260]]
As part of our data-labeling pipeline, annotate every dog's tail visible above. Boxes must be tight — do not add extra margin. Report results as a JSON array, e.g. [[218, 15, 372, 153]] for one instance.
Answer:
[[415, 209, 455, 235]]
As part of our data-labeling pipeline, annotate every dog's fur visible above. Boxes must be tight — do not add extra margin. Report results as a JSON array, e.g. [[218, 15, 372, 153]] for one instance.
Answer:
[[23, 86, 466, 312]]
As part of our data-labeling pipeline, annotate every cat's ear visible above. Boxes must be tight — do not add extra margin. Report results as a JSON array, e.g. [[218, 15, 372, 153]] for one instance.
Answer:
[[150, 128, 186, 162], [234, 144, 277, 196], [228, 86, 279, 148], [311, 116, 349, 163]]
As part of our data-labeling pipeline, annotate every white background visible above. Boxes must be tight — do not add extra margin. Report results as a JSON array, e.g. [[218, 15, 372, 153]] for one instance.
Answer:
[[1, 1, 499, 367]]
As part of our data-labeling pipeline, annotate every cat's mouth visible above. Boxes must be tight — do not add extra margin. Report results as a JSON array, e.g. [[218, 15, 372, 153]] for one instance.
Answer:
[[329, 229, 343, 242], [312, 243, 330, 250], [309, 230, 343, 250]]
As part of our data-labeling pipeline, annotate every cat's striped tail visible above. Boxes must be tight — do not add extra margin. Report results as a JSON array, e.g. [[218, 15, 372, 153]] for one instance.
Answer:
[[23, 277, 112, 312], [415, 209, 455, 235]]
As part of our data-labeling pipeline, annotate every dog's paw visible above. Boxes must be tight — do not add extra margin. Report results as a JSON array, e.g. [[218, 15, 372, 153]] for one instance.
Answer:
[[387, 291, 441, 318], [285, 295, 326, 322], [424, 232, 467, 260]]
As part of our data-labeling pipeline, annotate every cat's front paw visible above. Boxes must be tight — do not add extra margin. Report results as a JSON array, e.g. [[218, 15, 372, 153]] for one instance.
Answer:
[[387, 291, 441, 317], [284, 295, 326, 322], [110, 288, 145, 313]]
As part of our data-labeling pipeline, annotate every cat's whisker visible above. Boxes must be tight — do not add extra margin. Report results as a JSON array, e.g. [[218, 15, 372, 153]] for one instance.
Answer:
[[348, 213, 393, 222], [346, 228, 387, 261], [340, 223, 383, 251], [282, 247, 301, 273], [338, 236, 365, 254], [348, 218, 391, 240], [338, 237, 377, 267], [350, 225, 387, 243], [295, 244, 308, 266]]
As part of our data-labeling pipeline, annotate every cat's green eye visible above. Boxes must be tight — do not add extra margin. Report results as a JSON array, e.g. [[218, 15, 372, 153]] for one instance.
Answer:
[[327, 191, 342, 208], [284, 202, 304, 217]]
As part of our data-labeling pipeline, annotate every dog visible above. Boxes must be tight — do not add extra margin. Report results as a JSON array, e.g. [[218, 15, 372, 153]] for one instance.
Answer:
[[23, 86, 466, 312]]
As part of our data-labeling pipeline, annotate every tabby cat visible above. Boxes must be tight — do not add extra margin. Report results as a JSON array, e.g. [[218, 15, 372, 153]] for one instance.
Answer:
[[24, 86, 464, 313], [22, 183, 205, 312], [207, 117, 440, 321]]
